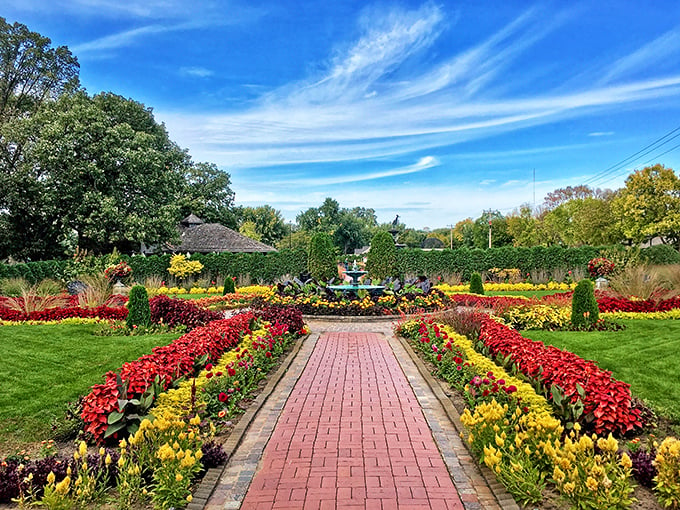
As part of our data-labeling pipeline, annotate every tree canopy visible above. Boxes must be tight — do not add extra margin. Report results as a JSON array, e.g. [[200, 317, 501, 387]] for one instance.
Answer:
[[612, 164, 680, 249], [1, 91, 190, 258]]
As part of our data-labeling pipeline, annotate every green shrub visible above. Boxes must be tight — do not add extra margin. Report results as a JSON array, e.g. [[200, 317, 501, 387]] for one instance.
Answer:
[[126, 285, 151, 330], [366, 231, 397, 280], [570, 279, 599, 328], [469, 272, 485, 295], [222, 276, 235, 295], [308, 232, 337, 282], [641, 244, 680, 265]]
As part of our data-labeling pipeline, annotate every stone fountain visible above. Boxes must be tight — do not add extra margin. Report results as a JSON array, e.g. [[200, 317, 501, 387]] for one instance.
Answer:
[[327, 261, 385, 295]]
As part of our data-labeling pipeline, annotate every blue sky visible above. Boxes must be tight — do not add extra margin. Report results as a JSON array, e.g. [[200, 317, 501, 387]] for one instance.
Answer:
[[6, 1, 680, 228]]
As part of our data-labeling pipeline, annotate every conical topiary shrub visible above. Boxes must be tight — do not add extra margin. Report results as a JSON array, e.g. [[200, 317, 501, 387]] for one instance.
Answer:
[[469, 272, 484, 295], [571, 279, 599, 328], [222, 276, 235, 295], [308, 232, 337, 282], [366, 231, 397, 281], [126, 284, 151, 330]]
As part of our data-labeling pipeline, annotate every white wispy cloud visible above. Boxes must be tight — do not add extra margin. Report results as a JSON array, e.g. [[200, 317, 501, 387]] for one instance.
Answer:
[[600, 27, 680, 84], [161, 5, 680, 171], [64, 1, 265, 55], [588, 131, 614, 137], [180, 67, 214, 78], [72, 24, 183, 53], [151, 3, 680, 226], [269, 156, 439, 187]]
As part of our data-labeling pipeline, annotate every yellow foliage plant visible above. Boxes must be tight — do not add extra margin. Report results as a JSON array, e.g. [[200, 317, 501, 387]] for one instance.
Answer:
[[167, 254, 204, 280]]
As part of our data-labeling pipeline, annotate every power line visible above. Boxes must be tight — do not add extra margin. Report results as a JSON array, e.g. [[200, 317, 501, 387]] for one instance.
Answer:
[[597, 139, 680, 186], [582, 124, 680, 187]]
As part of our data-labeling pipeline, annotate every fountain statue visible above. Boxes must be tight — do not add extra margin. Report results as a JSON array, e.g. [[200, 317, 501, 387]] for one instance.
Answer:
[[327, 261, 385, 295]]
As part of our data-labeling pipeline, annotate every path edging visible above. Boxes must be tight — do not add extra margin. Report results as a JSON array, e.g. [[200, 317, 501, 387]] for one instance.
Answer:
[[395, 333, 521, 510], [186, 333, 314, 510]]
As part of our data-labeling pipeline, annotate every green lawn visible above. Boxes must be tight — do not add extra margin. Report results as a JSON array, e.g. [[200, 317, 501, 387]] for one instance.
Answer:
[[0, 324, 181, 449], [522, 320, 680, 421]]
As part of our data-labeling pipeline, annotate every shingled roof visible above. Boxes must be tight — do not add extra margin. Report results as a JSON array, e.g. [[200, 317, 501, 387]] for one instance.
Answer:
[[167, 215, 277, 253]]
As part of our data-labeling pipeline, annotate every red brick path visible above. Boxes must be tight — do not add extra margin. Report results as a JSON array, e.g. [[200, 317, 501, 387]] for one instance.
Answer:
[[241, 332, 465, 509]]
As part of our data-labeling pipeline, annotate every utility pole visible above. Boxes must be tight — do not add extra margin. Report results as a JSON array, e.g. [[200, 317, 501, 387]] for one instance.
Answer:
[[288, 222, 293, 249], [488, 220, 492, 249], [447, 224, 455, 249]]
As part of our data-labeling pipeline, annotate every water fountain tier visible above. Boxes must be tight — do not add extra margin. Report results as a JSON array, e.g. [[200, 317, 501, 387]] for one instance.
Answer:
[[327, 262, 385, 295]]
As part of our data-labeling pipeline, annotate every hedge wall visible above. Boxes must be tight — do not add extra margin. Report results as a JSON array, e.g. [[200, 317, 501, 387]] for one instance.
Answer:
[[0, 249, 308, 285], [2, 244, 678, 284], [396, 245, 605, 280]]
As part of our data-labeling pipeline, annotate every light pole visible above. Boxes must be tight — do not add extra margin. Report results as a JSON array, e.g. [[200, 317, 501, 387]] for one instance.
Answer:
[[288, 222, 293, 249], [488, 219, 492, 249], [447, 224, 454, 249]]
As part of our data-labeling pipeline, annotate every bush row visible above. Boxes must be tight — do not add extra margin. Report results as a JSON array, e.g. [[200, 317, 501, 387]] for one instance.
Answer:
[[2, 244, 678, 284]]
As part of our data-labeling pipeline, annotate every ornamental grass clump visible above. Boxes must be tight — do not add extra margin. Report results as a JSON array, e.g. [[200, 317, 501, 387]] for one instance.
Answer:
[[570, 278, 599, 328], [126, 285, 150, 330], [469, 272, 484, 295]]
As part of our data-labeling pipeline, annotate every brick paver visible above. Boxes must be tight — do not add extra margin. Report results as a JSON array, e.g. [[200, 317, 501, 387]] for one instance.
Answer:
[[240, 332, 465, 510]]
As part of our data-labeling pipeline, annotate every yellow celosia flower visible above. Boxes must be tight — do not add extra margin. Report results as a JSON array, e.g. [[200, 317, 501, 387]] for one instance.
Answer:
[[47, 471, 56, 485], [55, 476, 71, 495], [596, 434, 619, 454], [585, 476, 598, 491], [553, 466, 565, 483]]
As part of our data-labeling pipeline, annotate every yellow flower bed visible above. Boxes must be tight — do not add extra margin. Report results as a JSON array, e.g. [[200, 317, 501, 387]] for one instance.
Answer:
[[153, 328, 267, 419], [437, 282, 576, 293], [236, 285, 272, 296], [603, 309, 680, 320], [440, 325, 552, 415], [502, 304, 571, 330]]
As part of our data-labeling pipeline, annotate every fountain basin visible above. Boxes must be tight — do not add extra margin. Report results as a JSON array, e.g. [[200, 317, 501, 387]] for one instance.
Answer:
[[327, 284, 385, 295]]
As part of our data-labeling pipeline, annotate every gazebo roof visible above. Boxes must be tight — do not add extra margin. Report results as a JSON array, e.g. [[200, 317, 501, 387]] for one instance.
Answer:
[[169, 218, 276, 253]]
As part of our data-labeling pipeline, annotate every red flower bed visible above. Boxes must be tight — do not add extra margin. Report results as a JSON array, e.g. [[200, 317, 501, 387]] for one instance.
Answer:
[[479, 316, 642, 435], [81, 312, 254, 442], [596, 294, 680, 312], [448, 294, 531, 310], [0, 305, 127, 321]]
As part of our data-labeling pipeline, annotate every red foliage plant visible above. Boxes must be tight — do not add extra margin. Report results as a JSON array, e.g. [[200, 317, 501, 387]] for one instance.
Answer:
[[478, 316, 642, 436], [80, 312, 254, 443], [149, 295, 223, 331]]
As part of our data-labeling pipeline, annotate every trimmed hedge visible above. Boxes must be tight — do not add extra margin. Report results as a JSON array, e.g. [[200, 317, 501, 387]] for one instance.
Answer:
[[2, 244, 678, 284], [396, 245, 605, 280], [0, 250, 307, 285]]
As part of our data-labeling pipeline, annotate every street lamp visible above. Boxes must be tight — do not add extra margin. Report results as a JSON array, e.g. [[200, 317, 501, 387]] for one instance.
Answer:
[[488, 219, 492, 249]]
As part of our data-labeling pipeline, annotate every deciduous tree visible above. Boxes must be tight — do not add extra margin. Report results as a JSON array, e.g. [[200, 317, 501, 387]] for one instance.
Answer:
[[612, 164, 680, 248]]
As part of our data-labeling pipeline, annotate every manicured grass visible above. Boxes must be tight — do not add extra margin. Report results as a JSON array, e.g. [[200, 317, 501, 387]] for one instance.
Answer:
[[0, 324, 181, 449], [522, 320, 680, 421], [487, 290, 569, 298], [162, 293, 212, 299]]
